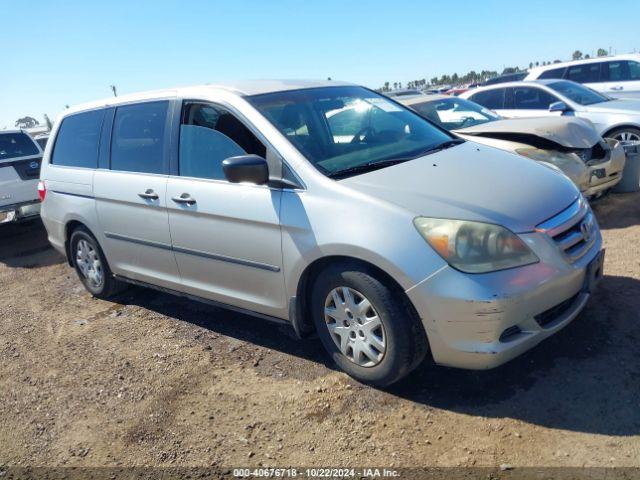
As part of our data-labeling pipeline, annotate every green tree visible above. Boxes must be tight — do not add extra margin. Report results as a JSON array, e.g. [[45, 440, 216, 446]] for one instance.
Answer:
[[572, 50, 583, 60], [14, 116, 39, 129], [597, 48, 608, 57]]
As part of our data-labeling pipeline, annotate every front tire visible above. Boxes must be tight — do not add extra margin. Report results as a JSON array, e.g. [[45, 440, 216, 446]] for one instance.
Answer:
[[608, 127, 640, 143], [311, 263, 428, 387], [69, 227, 124, 299]]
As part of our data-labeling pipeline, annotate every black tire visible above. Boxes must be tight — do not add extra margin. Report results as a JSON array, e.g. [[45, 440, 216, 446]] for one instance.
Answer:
[[311, 262, 428, 387], [607, 127, 640, 143], [69, 226, 124, 299]]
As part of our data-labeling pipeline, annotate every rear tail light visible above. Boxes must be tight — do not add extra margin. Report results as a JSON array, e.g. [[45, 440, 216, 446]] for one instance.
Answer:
[[37, 180, 46, 202]]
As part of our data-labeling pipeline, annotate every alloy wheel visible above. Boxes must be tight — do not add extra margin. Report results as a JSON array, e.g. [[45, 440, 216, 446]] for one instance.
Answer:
[[612, 130, 640, 142]]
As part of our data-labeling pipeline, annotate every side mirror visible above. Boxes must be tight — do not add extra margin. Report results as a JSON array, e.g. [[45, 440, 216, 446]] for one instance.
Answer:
[[549, 101, 571, 113], [222, 155, 269, 185]]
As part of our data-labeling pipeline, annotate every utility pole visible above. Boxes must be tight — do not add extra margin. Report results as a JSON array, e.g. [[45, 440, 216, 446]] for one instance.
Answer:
[[110, 85, 118, 97]]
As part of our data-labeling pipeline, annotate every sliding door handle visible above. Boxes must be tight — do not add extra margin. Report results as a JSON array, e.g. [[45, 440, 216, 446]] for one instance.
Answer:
[[138, 189, 159, 200], [171, 193, 196, 205]]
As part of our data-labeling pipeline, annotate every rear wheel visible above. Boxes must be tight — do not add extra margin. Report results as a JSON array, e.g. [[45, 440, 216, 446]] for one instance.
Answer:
[[311, 263, 428, 387], [69, 227, 124, 299]]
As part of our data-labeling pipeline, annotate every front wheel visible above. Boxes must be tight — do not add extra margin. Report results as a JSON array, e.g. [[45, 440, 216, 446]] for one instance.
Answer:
[[311, 263, 428, 387], [608, 127, 640, 143], [69, 227, 124, 299]]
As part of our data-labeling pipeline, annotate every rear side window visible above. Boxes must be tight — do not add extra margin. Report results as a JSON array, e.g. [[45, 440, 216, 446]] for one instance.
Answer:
[[111, 101, 169, 174], [510, 86, 558, 110], [603, 61, 629, 82], [179, 103, 266, 180], [566, 63, 601, 83], [538, 67, 567, 80], [51, 110, 104, 167], [0, 132, 39, 160], [629, 61, 640, 81], [469, 89, 505, 110]]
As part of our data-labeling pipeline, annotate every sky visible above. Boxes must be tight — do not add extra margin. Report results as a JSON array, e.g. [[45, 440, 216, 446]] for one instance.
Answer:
[[2, 0, 640, 129]]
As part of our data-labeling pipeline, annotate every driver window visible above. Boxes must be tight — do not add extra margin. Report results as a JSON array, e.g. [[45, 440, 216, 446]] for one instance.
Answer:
[[179, 102, 266, 180]]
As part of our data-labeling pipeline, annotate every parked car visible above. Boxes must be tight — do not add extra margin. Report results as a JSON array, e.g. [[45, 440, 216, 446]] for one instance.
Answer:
[[40, 80, 604, 386], [399, 94, 626, 197], [444, 86, 470, 96], [480, 72, 527, 86], [386, 89, 424, 98], [525, 54, 640, 99], [0, 130, 43, 224], [461, 79, 640, 142]]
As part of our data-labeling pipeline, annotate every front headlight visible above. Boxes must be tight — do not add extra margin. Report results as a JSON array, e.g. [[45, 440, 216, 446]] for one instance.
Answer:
[[414, 218, 539, 273], [515, 147, 579, 168]]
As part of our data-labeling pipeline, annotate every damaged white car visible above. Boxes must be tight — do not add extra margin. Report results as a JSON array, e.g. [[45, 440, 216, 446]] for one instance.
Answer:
[[400, 95, 626, 198]]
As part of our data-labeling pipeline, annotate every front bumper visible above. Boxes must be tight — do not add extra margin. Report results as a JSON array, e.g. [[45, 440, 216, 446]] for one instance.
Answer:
[[406, 203, 602, 370], [0, 201, 41, 224], [583, 140, 626, 197]]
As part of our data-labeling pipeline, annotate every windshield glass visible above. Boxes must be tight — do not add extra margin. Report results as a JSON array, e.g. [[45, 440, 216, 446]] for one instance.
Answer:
[[410, 97, 500, 130], [248, 86, 454, 177], [0, 132, 39, 160], [548, 81, 609, 106]]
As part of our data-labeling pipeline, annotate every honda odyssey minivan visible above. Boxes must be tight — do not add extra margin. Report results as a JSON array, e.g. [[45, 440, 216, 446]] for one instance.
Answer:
[[39, 80, 604, 386]]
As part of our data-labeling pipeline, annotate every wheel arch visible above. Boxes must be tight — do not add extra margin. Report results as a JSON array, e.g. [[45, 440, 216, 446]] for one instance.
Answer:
[[64, 219, 96, 266], [291, 255, 422, 339]]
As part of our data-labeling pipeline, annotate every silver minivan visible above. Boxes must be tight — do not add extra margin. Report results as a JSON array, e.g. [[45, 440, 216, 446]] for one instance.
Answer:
[[39, 81, 604, 386]]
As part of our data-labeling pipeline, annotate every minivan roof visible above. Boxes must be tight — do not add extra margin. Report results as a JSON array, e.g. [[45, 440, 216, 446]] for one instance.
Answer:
[[61, 80, 354, 118], [527, 53, 640, 77]]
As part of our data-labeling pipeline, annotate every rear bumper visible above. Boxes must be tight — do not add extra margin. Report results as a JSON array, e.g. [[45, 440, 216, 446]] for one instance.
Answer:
[[0, 200, 41, 224]]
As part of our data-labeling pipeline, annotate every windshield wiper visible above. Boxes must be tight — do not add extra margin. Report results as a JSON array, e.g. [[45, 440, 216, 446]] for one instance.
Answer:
[[417, 138, 465, 154], [328, 139, 465, 179], [327, 158, 411, 179]]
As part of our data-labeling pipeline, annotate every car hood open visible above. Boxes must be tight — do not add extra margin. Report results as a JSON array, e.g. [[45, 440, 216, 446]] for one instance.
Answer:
[[341, 142, 579, 233], [456, 116, 600, 148]]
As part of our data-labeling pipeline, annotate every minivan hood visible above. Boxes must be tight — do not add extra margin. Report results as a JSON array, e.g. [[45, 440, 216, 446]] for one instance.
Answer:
[[584, 98, 640, 114], [456, 116, 600, 148], [341, 142, 579, 233]]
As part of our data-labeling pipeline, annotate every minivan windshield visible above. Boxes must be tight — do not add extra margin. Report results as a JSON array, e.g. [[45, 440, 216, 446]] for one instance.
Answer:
[[248, 86, 456, 178], [548, 81, 610, 106], [0, 132, 39, 160], [411, 97, 500, 130]]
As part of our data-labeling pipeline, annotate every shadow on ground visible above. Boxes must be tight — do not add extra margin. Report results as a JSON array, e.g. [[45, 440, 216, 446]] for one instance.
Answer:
[[114, 272, 640, 437], [592, 191, 640, 230], [0, 220, 64, 268]]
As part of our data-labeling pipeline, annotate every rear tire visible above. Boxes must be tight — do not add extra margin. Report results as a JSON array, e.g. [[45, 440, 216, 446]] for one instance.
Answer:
[[69, 227, 124, 299], [311, 262, 428, 387]]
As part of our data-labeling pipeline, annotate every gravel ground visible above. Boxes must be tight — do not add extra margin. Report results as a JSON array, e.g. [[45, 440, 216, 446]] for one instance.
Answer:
[[0, 192, 639, 473]]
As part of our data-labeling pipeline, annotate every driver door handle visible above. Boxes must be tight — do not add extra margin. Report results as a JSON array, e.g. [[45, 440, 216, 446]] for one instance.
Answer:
[[138, 189, 159, 200], [172, 193, 197, 205], [611, 86, 624, 91]]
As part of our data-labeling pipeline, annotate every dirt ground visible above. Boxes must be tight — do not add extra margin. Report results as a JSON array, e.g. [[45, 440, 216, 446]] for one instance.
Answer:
[[0, 192, 639, 473]]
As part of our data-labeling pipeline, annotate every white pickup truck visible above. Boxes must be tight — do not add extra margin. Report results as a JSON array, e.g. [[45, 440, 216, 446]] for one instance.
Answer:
[[0, 130, 43, 224]]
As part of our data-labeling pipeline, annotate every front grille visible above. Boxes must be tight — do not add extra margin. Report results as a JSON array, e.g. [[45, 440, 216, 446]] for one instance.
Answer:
[[536, 198, 596, 263], [535, 293, 579, 327]]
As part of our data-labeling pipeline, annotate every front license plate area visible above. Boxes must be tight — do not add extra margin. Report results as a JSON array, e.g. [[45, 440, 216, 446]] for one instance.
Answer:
[[584, 249, 605, 293]]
